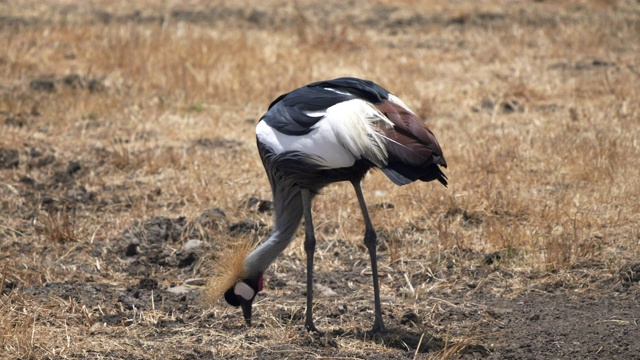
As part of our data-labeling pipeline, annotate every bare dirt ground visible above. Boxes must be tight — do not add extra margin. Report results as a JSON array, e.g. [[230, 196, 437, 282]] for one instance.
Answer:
[[1, 0, 640, 359]]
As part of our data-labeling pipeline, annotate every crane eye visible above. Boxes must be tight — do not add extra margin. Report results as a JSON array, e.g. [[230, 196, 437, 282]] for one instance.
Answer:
[[234, 281, 255, 301]]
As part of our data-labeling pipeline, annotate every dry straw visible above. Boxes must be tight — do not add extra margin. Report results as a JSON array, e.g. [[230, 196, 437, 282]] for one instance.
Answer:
[[1, 0, 639, 358]]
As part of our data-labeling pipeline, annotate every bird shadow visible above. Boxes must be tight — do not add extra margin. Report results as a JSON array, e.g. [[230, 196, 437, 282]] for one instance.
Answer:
[[328, 327, 490, 355]]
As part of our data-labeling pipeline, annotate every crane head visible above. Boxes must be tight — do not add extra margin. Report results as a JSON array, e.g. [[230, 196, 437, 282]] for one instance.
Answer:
[[223, 274, 263, 326], [205, 241, 260, 325]]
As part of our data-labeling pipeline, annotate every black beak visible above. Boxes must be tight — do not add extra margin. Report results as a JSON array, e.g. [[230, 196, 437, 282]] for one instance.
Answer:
[[240, 298, 253, 326]]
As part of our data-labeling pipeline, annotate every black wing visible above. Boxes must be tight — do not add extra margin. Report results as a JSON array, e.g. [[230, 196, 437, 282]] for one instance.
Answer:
[[306, 77, 390, 104], [261, 78, 390, 136]]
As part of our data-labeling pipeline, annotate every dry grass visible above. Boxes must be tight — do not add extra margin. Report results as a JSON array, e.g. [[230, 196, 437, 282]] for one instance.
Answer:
[[1, 0, 639, 358]]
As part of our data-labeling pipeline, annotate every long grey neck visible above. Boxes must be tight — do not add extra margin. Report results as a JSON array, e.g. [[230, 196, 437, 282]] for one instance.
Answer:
[[244, 184, 303, 278]]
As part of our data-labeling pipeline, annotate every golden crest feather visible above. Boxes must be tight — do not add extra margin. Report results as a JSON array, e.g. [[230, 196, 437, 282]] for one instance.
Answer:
[[205, 241, 254, 302]]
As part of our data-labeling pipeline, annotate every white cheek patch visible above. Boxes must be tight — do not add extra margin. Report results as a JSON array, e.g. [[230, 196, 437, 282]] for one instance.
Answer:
[[234, 282, 255, 301]]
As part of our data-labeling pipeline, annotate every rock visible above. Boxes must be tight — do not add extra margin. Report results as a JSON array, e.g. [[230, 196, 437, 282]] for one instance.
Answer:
[[4, 114, 28, 127], [31, 154, 55, 168], [30, 78, 56, 92], [229, 220, 266, 236], [177, 240, 204, 269], [501, 99, 523, 113], [29, 148, 42, 157], [166, 285, 191, 295], [619, 263, 640, 283], [62, 74, 85, 89], [243, 196, 274, 213], [0, 148, 19, 169], [400, 311, 420, 325], [195, 208, 227, 231], [182, 239, 204, 251], [2, 280, 17, 295], [373, 202, 395, 209], [484, 251, 502, 265], [177, 252, 198, 268], [119, 216, 185, 248], [19, 176, 35, 186], [66, 186, 94, 203], [481, 98, 494, 109], [315, 283, 337, 297], [125, 243, 139, 256], [138, 277, 158, 290], [67, 160, 81, 175], [88, 79, 106, 92]]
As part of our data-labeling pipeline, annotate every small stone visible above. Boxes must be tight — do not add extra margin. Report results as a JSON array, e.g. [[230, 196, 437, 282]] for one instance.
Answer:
[[315, 283, 338, 297], [178, 252, 198, 268], [66, 186, 93, 203], [257, 200, 274, 213], [30, 78, 56, 93], [374, 190, 386, 197], [481, 98, 494, 109], [243, 197, 274, 213], [182, 239, 204, 252], [138, 277, 158, 290], [400, 311, 420, 325], [619, 263, 640, 283], [88, 79, 106, 92], [125, 243, 139, 256], [5, 115, 27, 127], [229, 220, 266, 235], [196, 208, 227, 231], [33, 154, 55, 168], [484, 251, 501, 265], [19, 176, 35, 185], [373, 202, 395, 210], [67, 161, 81, 175], [62, 74, 84, 89], [0, 148, 19, 169], [167, 285, 191, 295], [88, 322, 105, 334], [2, 280, 17, 295], [501, 99, 523, 113], [29, 148, 42, 158]]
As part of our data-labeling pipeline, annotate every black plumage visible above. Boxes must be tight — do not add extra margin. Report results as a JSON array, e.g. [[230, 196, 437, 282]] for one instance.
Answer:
[[222, 77, 447, 334]]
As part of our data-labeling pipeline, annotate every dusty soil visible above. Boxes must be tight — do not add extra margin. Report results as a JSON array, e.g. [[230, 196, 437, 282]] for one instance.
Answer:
[[2, 172, 639, 358], [6, 215, 640, 359], [1, 0, 640, 359]]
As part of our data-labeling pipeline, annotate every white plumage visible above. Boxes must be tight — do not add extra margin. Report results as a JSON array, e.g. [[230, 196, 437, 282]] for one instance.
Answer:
[[221, 77, 447, 334], [256, 98, 391, 169]]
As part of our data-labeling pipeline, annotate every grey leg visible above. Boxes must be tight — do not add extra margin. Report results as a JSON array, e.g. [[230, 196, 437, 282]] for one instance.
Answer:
[[301, 188, 319, 332], [352, 180, 385, 334]]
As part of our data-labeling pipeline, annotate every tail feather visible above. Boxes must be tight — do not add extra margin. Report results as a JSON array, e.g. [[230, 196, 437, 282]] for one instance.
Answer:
[[373, 98, 447, 187], [381, 167, 413, 186], [383, 163, 448, 187]]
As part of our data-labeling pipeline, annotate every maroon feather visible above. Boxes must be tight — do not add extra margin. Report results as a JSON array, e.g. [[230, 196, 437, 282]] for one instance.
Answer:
[[374, 99, 447, 168]]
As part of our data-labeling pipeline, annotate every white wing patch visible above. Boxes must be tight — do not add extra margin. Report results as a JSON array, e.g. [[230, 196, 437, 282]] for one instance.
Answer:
[[323, 99, 391, 168], [256, 99, 392, 169], [387, 93, 415, 114]]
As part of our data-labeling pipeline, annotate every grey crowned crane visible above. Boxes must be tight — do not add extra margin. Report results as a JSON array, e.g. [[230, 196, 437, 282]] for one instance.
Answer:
[[210, 77, 447, 334]]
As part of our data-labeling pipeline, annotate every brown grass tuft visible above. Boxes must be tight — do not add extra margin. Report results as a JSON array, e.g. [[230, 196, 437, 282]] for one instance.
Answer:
[[40, 209, 77, 244]]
